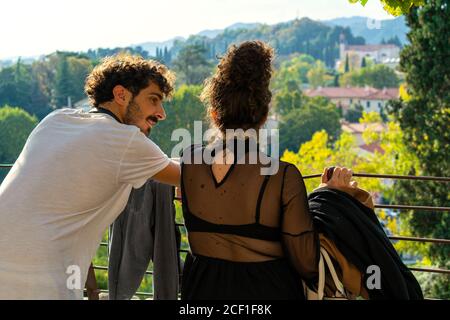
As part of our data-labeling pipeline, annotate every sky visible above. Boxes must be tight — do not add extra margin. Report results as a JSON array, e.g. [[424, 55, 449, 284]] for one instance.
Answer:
[[0, 0, 393, 60]]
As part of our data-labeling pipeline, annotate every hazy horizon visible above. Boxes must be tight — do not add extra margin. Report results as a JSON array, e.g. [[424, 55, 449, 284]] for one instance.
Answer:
[[1, 0, 394, 60]]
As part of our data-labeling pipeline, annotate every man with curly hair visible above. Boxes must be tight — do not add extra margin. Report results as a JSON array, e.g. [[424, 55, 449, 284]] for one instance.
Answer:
[[0, 54, 180, 299]]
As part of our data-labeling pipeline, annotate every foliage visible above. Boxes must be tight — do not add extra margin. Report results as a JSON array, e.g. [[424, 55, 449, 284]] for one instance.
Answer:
[[381, 35, 403, 48], [281, 111, 420, 194], [348, 0, 425, 16], [306, 60, 334, 88], [273, 88, 304, 117], [387, 0, 450, 298], [344, 103, 364, 122], [0, 59, 53, 119], [172, 44, 213, 85], [170, 18, 365, 68], [0, 106, 38, 183], [150, 85, 207, 155], [54, 52, 93, 107], [84, 46, 150, 62], [0, 106, 38, 163], [0, 52, 93, 120], [272, 54, 315, 90], [278, 96, 341, 153], [341, 64, 400, 88]]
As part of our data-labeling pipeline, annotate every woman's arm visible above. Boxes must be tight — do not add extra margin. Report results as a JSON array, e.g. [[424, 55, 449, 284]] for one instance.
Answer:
[[280, 166, 358, 280]]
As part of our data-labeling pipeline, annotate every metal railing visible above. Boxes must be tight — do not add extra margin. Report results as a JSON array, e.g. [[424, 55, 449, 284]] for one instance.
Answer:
[[1, 164, 449, 299]]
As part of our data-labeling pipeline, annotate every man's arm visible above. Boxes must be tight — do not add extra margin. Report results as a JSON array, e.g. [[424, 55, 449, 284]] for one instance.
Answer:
[[152, 159, 180, 187]]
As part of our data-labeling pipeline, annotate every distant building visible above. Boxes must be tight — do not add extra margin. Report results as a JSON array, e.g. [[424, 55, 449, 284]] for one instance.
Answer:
[[304, 86, 399, 114], [339, 43, 400, 67], [341, 120, 386, 157]]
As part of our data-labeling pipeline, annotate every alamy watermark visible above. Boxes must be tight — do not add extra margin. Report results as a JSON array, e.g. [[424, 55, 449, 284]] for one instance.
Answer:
[[366, 265, 382, 290], [171, 121, 280, 175], [66, 264, 82, 290]]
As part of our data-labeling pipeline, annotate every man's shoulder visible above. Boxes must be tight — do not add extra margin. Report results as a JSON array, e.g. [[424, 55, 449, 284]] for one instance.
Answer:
[[40, 108, 92, 124], [46, 108, 83, 117], [44, 108, 137, 132]]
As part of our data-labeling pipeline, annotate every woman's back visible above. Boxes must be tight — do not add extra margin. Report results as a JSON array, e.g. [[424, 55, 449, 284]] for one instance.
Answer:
[[180, 139, 318, 299]]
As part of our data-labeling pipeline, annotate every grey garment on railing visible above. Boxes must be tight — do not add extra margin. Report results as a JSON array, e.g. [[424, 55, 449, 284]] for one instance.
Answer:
[[108, 179, 181, 300]]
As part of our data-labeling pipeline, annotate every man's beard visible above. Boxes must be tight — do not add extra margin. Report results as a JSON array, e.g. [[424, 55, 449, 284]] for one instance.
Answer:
[[123, 99, 158, 136]]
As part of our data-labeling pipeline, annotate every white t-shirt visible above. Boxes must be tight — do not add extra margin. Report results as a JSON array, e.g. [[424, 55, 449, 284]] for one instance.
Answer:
[[0, 108, 170, 299]]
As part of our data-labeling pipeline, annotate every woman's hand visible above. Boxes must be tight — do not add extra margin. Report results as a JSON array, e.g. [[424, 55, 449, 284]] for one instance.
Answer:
[[318, 166, 358, 189]]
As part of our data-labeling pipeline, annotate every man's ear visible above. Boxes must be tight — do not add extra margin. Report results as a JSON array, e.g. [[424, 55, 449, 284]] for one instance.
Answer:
[[112, 85, 131, 107]]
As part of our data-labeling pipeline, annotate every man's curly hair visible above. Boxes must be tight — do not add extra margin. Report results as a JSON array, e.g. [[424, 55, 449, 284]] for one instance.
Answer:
[[201, 40, 274, 132], [85, 54, 176, 108]]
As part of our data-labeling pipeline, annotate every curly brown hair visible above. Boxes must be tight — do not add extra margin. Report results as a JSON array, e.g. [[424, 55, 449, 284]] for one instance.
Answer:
[[201, 40, 274, 132], [85, 54, 176, 108]]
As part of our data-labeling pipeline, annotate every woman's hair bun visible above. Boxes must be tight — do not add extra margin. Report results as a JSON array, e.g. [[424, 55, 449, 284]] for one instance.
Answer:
[[227, 41, 274, 87], [201, 40, 275, 132]]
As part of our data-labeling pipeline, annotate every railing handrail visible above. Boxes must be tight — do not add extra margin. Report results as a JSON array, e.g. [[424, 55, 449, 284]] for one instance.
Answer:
[[374, 204, 450, 212], [2, 163, 449, 297], [302, 172, 450, 182], [174, 199, 450, 212], [2, 163, 449, 183]]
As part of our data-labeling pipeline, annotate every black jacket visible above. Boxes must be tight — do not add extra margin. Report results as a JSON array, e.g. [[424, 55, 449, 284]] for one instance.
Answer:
[[308, 187, 423, 300]]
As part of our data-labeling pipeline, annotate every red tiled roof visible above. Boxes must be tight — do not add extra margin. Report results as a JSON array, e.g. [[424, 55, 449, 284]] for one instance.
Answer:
[[345, 44, 399, 52], [365, 88, 399, 100], [304, 87, 398, 100], [341, 121, 386, 134], [359, 142, 385, 154]]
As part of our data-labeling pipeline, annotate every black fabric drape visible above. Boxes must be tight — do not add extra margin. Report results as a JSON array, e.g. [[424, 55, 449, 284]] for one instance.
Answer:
[[308, 187, 423, 300]]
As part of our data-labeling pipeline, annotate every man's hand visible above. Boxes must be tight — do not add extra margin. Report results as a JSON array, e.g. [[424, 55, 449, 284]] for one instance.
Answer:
[[317, 166, 357, 189]]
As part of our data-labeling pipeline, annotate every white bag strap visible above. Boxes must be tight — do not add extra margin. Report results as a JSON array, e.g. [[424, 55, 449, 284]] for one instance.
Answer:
[[320, 247, 345, 296], [303, 247, 348, 300], [316, 251, 325, 300]]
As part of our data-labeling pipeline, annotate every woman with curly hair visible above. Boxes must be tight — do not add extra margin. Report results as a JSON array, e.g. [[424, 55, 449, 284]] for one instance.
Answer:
[[180, 41, 356, 300]]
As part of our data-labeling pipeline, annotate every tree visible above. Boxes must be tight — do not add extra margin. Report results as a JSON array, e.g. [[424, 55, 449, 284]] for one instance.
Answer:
[[361, 57, 367, 68], [341, 64, 400, 88], [52, 52, 93, 108], [163, 46, 172, 64], [67, 56, 93, 104], [334, 74, 340, 87], [348, 0, 424, 16], [0, 60, 33, 114], [344, 103, 364, 122], [0, 59, 52, 120], [150, 85, 207, 155], [0, 106, 38, 183], [273, 88, 304, 117], [54, 54, 72, 107], [387, 0, 449, 298], [281, 111, 420, 194], [386, 35, 403, 48], [279, 96, 341, 153], [172, 44, 212, 85], [30, 60, 53, 119], [306, 60, 333, 88], [272, 54, 316, 90], [344, 53, 350, 73]]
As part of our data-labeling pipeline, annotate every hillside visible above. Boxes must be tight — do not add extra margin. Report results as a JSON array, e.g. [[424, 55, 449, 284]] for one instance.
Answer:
[[164, 17, 366, 67], [323, 16, 408, 45]]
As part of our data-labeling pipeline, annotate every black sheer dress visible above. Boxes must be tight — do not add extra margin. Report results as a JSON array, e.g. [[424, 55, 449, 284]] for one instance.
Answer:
[[180, 138, 319, 300]]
